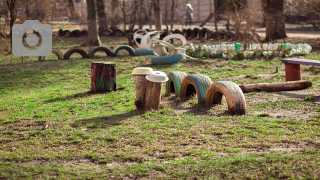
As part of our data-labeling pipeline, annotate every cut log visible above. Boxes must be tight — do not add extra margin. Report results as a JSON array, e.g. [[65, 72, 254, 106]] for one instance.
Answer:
[[91, 62, 116, 93], [239, 80, 312, 93], [145, 81, 162, 110], [133, 75, 149, 110]]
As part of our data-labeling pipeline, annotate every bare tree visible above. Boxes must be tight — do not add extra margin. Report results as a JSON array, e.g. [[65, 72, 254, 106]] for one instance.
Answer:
[[170, 0, 175, 30], [110, 0, 120, 30], [86, 0, 101, 46], [153, 0, 162, 31], [263, 0, 287, 41], [137, 0, 144, 29], [6, 0, 17, 54], [68, 0, 79, 19], [97, 0, 108, 31]]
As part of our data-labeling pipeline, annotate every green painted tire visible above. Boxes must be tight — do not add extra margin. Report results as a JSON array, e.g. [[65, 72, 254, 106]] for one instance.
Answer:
[[134, 49, 154, 55], [165, 71, 187, 96], [113, 45, 135, 56], [180, 74, 212, 104], [38, 48, 64, 60]]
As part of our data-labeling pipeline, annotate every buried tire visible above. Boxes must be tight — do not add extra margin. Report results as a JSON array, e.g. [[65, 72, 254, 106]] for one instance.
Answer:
[[38, 48, 64, 60], [64, 48, 89, 60], [165, 71, 187, 96], [205, 81, 246, 115], [113, 45, 135, 56], [180, 74, 213, 104], [88, 46, 115, 58]]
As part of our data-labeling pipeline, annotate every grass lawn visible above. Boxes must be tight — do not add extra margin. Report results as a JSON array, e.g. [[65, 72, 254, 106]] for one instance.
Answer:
[[0, 36, 319, 179]]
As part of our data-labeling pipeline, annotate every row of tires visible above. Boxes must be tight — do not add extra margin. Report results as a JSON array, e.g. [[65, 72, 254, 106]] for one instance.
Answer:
[[165, 72, 246, 115], [39, 46, 136, 60], [58, 28, 258, 41]]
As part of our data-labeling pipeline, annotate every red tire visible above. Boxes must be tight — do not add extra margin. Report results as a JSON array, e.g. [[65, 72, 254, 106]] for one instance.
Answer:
[[64, 48, 89, 60], [88, 46, 116, 58]]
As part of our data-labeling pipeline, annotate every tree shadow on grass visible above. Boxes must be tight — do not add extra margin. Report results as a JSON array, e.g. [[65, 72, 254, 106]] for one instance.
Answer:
[[44, 88, 125, 103], [275, 91, 320, 99], [71, 110, 143, 129]]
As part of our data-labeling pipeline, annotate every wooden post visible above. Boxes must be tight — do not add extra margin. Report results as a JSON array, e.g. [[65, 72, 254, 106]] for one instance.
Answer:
[[145, 81, 162, 110], [91, 62, 116, 93], [133, 75, 149, 110], [285, 63, 301, 81]]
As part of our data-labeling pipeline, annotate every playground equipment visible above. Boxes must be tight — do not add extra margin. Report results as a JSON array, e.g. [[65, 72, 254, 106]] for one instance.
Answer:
[[165, 71, 187, 97], [205, 81, 246, 115], [184, 43, 312, 60], [132, 68, 168, 111], [180, 74, 213, 105], [165, 71, 246, 115]]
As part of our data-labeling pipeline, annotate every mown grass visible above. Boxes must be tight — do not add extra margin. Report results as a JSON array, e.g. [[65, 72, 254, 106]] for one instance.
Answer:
[[0, 36, 319, 179]]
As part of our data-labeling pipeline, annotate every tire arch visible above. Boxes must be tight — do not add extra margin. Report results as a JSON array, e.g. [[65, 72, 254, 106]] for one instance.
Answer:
[[205, 81, 246, 115]]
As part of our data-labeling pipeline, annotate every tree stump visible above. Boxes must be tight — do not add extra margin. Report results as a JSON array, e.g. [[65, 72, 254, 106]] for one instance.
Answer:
[[133, 75, 149, 110], [91, 62, 116, 93], [145, 81, 162, 110]]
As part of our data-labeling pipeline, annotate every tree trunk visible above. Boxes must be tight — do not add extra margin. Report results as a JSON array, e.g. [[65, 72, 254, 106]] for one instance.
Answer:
[[110, 0, 120, 29], [68, 0, 79, 19], [96, 0, 108, 31], [153, 0, 162, 31], [6, 0, 17, 54], [133, 75, 149, 110], [145, 81, 162, 110], [148, 2, 153, 29], [138, 0, 144, 29], [170, 0, 175, 30], [263, 0, 287, 41], [86, 0, 101, 46]]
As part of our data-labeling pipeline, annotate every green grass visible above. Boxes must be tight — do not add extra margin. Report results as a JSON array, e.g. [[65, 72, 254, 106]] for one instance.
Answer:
[[0, 36, 320, 179]]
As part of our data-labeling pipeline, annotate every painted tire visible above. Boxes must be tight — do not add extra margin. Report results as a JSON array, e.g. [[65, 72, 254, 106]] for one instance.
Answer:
[[185, 28, 193, 39], [81, 30, 88, 35], [64, 48, 89, 60], [38, 48, 64, 60], [113, 29, 125, 36], [72, 30, 82, 37], [174, 29, 183, 34], [206, 30, 214, 39], [205, 81, 246, 115], [88, 46, 116, 58], [100, 28, 113, 36], [166, 71, 187, 96], [200, 28, 209, 39], [162, 34, 187, 48], [193, 28, 201, 39], [134, 49, 154, 55], [58, 29, 64, 36], [180, 74, 213, 104], [63, 30, 71, 37], [113, 45, 135, 56], [151, 54, 185, 65], [145, 28, 153, 32]]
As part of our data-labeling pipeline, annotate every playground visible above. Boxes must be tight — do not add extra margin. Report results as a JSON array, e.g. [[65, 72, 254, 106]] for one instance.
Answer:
[[0, 20, 320, 178]]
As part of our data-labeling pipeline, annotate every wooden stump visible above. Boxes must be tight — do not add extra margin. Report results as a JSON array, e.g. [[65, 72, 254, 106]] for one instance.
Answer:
[[91, 62, 116, 93], [145, 81, 162, 110], [133, 75, 149, 110]]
